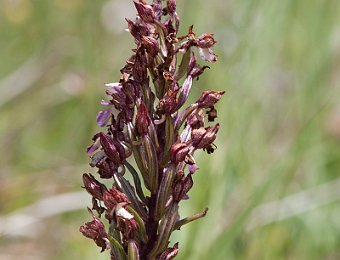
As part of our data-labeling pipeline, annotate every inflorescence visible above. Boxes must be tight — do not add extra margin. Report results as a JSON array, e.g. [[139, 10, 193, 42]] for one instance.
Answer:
[[80, 1, 224, 259]]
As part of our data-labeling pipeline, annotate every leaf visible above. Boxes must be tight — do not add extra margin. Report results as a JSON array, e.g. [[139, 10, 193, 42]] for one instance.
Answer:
[[154, 165, 176, 220], [125, 161, 147, 204], [148, 203, 179, 259], [113, 173, 148, 221], [107, 235, 127, 260], [174, 48, 191, 80], [128, 239, 140, 260]]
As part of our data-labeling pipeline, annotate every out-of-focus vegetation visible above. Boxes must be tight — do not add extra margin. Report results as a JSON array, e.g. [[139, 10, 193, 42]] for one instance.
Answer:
[[1, 0, 340, 259]]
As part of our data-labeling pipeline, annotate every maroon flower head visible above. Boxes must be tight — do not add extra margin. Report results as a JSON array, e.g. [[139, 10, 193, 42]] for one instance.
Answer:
[[80, 208, 108, 252], [170, 142, 190, 163], [192, 124, 220, 149], [196, 90, 225, 108], [166, 0, 177, 14], [197, 33, 216, 48], [116, 208, 138, 240], [158, 243, 179, 260], [82, 173, 108, 201], [187, 108, 205, 129], [173, 174, 194, 202], [103, 186, 130, 212]]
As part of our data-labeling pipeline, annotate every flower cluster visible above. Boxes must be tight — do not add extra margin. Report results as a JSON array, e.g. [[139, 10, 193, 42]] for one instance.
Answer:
[[80, 1, 224, 259]]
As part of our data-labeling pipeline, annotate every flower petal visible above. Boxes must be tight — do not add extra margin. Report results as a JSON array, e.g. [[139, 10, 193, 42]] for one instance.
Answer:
[[96, 109, 111, 127], [198, 47, 217, 62]]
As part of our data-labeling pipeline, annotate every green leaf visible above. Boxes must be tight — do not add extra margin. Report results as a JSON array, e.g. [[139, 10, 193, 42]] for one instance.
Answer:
[[174, 208, 208, 230], [160, 115, 174, 167], [175, 48, 191, 80], [113, 173, 148, 221], [107, 235, 127, 260], [143, 135, 159, 195], [128, 239, 140, 260], [154, 165, 176, 220], [125, 161, 147, 204], [127, 206, 148, 244], [156, 23, 168, 57], [148, 203, 179, 259], [127, 123, 151, 191]]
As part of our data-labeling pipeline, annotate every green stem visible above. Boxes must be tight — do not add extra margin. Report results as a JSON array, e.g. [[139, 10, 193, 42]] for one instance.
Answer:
[[174, 208, 208, 230]]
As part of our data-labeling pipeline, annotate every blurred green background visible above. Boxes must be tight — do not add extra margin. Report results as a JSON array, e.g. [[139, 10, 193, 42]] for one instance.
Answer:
[[1, 0, 340, 259]]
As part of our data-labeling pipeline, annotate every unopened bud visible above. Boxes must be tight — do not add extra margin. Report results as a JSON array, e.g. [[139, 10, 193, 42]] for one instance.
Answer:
[[142, 36, 159, 58], [135, 102, 150, 136], [134, 1, 155, 23], [99, 133, 126, 164], [126, 18, 150, 42]]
